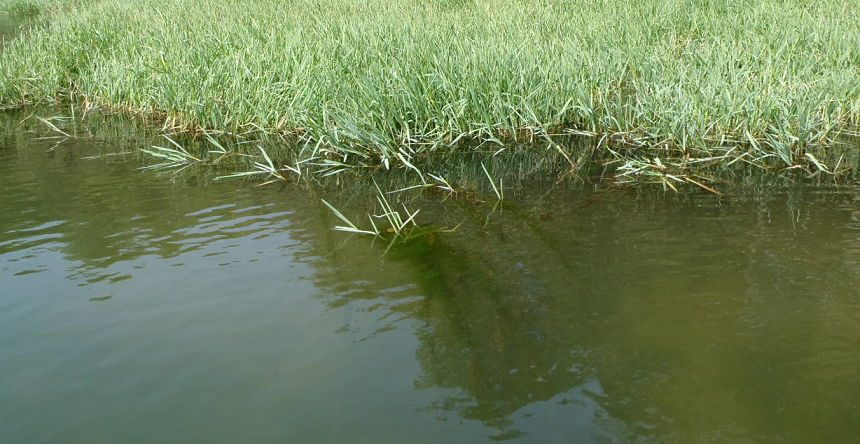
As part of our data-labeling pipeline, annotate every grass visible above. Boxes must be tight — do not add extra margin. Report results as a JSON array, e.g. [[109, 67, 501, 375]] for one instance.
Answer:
[[1, 0, 859, 186], [0, 0, 85, 14], [321, 178, 459, 253]]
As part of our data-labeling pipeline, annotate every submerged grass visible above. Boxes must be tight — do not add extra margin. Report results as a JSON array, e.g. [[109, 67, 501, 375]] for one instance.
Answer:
[[0, 0, 858, 179], [322, 178, 459, 252]]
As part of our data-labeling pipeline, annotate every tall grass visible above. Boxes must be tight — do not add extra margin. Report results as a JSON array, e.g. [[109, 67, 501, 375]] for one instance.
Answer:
[[1, 0, 859, 173], [0, 0, 86, 14]]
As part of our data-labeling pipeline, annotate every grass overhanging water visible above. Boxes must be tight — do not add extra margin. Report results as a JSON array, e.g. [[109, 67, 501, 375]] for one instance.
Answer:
[[2, 0, 860, 197], [4, 5, 860, 439], [11, 105, 856, 249]]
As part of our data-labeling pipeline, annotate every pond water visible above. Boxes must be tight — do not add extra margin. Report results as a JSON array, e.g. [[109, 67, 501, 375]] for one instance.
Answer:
[[2, 109, 860, 443], [0, 14, 33, 43]]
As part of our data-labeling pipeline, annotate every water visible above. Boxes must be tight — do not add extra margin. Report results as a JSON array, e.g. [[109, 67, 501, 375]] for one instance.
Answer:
[[0, 14, 33, 43], [2, 110, 860, 443]]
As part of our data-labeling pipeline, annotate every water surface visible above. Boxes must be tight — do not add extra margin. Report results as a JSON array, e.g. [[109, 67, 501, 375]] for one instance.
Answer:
[[0, 14, 32, 43], [2, 110, 860, 443]]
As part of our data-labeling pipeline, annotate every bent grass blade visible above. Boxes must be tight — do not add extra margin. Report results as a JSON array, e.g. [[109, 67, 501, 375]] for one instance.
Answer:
[[321, 199, 380, 237]]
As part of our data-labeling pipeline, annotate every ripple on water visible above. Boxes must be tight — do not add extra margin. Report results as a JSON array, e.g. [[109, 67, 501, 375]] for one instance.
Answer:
[[2, 112, 860, 442]]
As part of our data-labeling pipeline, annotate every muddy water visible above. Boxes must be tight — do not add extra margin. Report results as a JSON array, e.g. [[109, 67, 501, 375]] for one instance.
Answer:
[[1, 110, 860, 443]]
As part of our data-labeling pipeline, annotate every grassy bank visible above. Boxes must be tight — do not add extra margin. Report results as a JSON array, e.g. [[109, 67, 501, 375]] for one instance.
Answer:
[[1, 0, 859, 182], [0, 0, 84, 14], [0, 0, 50, 14]]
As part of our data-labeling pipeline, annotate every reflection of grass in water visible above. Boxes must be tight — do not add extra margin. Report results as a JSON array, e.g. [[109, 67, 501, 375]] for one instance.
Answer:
[[2, 0, 859, 181], [375, 210, 588, 431]]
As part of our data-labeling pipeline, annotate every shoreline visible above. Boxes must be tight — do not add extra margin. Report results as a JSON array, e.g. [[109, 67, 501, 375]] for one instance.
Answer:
[[1, 0, 859, 188]]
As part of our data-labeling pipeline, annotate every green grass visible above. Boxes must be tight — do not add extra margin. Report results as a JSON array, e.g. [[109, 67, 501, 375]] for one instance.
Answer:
[[0, 0, 84, 14], [1, 0, 859, 178], [0, 1, 41, 14]]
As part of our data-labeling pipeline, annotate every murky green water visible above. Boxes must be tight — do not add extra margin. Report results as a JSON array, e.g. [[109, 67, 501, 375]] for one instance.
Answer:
[[0, 14, 32, 43], [2, 110, 860, 443]]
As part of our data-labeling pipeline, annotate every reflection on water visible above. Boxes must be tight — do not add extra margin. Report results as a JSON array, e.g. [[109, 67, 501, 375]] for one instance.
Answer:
[[1, 110, 860, 443]]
